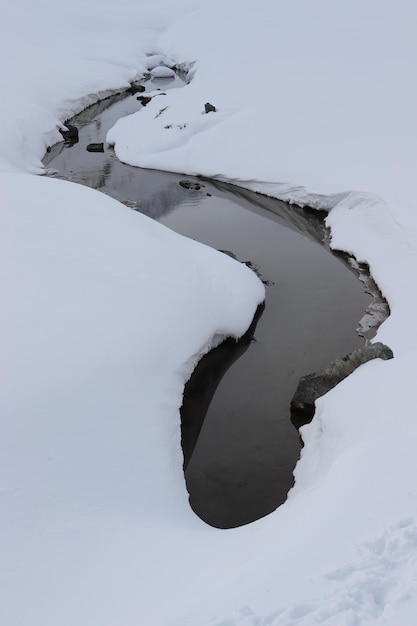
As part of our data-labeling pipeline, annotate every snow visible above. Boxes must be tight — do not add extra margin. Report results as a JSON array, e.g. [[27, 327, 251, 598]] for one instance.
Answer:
[[150, 66, 176, 79], [1, 1, 417, 625], [146, 54, 176, 70]]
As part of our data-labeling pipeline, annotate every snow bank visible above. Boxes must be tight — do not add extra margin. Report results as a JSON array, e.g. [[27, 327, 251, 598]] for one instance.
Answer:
[[1, 173, 264, 625], [109, 1, 417, 211], [1, 0, 417, 625]]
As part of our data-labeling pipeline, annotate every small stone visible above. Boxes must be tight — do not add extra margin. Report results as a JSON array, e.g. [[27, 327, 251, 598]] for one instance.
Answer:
[[204, 102, 216, 113], [179, 180, 203, 190], [86, 143, 104, 153], [137, 96, 152, 106], [127, 83, 146, 95]]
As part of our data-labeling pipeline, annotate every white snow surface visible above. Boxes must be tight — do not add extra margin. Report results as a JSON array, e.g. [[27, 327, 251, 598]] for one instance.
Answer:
[[1, 1, 417, 625]]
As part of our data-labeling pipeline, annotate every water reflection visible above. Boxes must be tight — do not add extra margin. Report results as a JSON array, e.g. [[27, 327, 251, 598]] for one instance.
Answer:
[[160, 194, 371, 528], [43, 75, 195, 215], [182, 303, 265, 470]]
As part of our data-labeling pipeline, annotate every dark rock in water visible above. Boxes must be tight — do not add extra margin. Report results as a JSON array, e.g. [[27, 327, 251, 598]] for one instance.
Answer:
[[291, 342, 394, 420], [179, 180, 203, 190], [59, 123, 78, 143], [127, 83, 146, 94], [204, 102, 216, 113], [86, 143, 104, 153], [137, 96, 152, 106]]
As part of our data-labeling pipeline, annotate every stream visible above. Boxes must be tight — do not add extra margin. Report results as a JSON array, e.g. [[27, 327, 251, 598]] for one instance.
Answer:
[[43, 74, 378, 528]]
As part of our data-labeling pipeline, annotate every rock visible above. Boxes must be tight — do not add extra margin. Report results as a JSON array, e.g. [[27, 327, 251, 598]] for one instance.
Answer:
[[204, 102, 216, 113], [291, 342, 394, 420], [59, 123, 78, 142], [86, 143, 104, 153], [150, 66, 176, 79], [179, 180, 203, 190], [137, 96, 152, 106], [127, 83, 146, 95]]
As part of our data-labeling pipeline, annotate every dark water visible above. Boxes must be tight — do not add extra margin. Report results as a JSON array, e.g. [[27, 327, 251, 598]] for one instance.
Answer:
[[43, 77, 374, 528]]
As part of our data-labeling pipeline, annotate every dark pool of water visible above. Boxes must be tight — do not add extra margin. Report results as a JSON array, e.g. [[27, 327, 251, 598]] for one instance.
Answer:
[[43, 78, 374, 528]]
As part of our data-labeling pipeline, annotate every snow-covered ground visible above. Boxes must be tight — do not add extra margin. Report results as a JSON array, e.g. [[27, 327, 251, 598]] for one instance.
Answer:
[[1, 1, 417, 624]]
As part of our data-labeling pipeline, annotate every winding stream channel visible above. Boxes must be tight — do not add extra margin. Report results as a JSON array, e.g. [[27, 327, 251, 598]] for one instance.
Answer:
[[43, 74, 380, 528]]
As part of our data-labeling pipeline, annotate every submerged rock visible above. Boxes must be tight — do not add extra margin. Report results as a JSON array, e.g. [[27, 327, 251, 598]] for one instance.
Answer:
[[291, 342, 394, 420], [86, 143, 104, 153], [179, 180, 203, 190]]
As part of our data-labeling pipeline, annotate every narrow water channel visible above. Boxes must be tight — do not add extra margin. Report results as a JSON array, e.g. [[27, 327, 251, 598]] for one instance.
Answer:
[[43, 76, 374, 528]]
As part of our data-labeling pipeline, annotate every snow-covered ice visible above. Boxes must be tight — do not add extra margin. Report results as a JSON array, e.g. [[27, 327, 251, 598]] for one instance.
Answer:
[[1, 1, 417, 625]]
